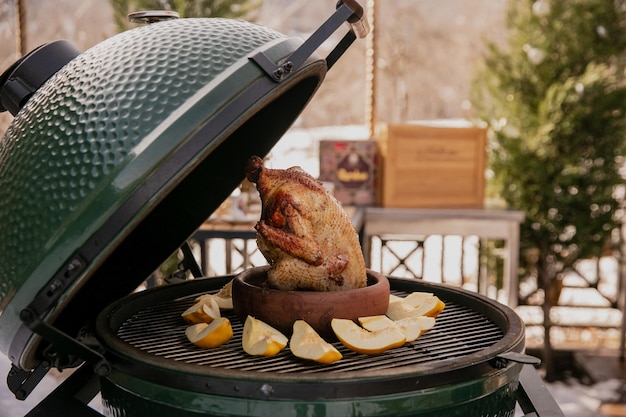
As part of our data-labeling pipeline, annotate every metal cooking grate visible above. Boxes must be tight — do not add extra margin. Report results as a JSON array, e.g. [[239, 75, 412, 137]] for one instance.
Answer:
[[115, 288, 504, 374]]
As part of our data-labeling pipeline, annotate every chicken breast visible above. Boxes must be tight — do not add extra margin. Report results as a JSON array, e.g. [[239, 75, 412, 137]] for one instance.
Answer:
[[246, 155, 367, 291]]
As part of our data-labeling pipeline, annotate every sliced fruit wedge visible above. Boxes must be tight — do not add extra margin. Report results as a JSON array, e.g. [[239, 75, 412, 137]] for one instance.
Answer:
[[216, 279, 233, 299], [195, 293, 233, 311], [331, 318, 406, 355], [389, 294, 405, 304], [358, 315, 400, 332], [181, 297, 221, 324], [386, 294, 445, 320], [185, 317, 233, 348], [195, 280, 234, 310], [242, 316, 288, 357], [358, 315, 435, 342], [403, 292, 445, 317], [395, 316, 436, 341], [289, 320, 342, 364], [403, 292, 434, 307]]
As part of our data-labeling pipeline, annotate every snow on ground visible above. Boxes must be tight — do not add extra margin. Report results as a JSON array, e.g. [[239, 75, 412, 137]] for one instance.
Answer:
[[543, 378, 624, 417]]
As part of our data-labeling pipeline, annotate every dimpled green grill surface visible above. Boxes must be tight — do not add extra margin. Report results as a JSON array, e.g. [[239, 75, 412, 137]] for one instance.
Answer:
[[0, 18, 281, 306]]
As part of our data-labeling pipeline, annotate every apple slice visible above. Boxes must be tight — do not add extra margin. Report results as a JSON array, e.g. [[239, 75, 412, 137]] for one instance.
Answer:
[[242, 316, 288, 357], [289, 320, 342, 364], [181, 297, 221, 324], [185, 317, 233, 348], [331, 318, 406, 355], [358, 315, 435, 342]]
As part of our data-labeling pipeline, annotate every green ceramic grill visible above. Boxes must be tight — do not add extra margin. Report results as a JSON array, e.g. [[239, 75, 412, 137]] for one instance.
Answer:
[[0, 0, 363, 379], [0, 2, 562, 416]]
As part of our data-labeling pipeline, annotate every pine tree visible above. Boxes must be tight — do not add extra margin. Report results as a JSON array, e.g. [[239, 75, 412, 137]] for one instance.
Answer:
[[471, 0, 626, 380], [110, 0, 262, 32]]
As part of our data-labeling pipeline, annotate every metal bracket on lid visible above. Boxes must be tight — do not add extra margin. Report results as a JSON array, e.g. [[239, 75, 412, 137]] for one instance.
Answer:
[[19, 308, 111, 375], [7, 361, 51, 401], [250, 0, 369, 81], [7, 318, 110, 401], [20, 254, 87, 321], [7, 253, 111, 400], [7, 317, 110, 402]]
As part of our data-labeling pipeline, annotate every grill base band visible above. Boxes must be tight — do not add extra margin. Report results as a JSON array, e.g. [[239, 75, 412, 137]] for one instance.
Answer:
[[100, 363, 521, 417]]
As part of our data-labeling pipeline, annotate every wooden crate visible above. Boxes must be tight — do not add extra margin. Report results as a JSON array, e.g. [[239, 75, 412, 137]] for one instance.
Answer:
[[377, 123, 486, 208]]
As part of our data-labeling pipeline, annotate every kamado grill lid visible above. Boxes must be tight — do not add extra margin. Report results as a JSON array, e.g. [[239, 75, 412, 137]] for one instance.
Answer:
[[0, 2, 369, 373]]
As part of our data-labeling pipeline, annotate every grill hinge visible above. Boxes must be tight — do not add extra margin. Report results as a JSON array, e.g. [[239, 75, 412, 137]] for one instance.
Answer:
[[7, 307, 111, 400], [249, 0, 366, 81], [19, 307, 111, 377], [9, 307, 111, 400], [7, 360, 51, 400]]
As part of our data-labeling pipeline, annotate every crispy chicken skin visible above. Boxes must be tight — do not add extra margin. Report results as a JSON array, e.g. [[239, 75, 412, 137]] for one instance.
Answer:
[[246, 155, 367, 291]]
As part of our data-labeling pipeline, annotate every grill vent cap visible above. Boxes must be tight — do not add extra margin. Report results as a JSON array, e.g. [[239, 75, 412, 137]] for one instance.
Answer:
[[0, 40, 80, 116]]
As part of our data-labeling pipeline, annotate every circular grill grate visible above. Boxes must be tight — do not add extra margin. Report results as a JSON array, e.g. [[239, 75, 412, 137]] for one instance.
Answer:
[[115, 287, 504, 375]]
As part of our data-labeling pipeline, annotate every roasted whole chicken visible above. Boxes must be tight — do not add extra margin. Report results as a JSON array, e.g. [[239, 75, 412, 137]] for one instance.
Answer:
[[246, 155, 367, 291]]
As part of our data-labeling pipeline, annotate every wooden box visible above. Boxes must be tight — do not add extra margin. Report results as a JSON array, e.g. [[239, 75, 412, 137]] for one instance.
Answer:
[[319, 139, 378, 206], [377, 123, 486, 208]]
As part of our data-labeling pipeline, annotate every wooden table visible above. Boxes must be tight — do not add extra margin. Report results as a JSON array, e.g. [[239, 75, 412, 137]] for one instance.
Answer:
[[362, 207, 525, 306]]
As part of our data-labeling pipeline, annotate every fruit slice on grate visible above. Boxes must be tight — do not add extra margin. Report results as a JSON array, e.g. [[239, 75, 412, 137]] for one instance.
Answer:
[[185, 317, 233, 348], [359, 315, 435, 343], [181, 297, 221, 324], [331, 318, 406, 355], [386, 292, 445, 320], [290, 320, 342, 364], [195, 280, 234, 310], [242, 315, 288, 357]]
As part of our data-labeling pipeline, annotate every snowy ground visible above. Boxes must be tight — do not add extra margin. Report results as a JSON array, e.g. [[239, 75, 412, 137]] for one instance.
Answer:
[[544, 377, 625, 417]]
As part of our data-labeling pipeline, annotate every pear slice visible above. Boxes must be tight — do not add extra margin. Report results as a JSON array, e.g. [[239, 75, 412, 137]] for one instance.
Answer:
[[389, 294, 405, 304], [403, 292, 434, 307], [195, 280, 234, 310], [358, 315, 436, 342], [195, 293, 233, 311], [331, 318, 406, 355], [289, 320, 342, 364], [181, 297, 221, 324], [358, 315, 401, 332], [386, 295, 445, 320], [242, 316, 288, 357], [394, 316, 436, 341], [185, 318, 233, 348]]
